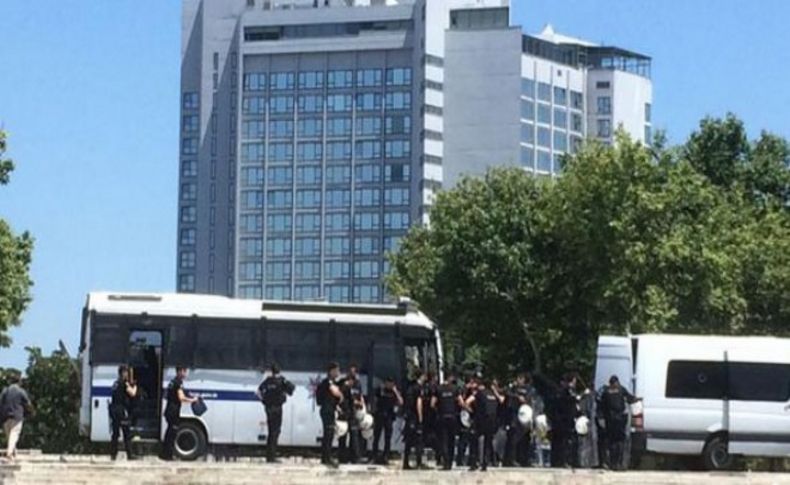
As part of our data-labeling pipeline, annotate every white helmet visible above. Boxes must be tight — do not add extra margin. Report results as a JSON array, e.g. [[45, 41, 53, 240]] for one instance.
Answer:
[[361, 426, 374, 440], [575, 416, 590, 436], [460, 410, 472, 428], [335, 420, 349, 438], [517, 404, 534, 427], [360, 413, 374, 431], [535, 414, 549, 435], [355, 408, 367, 423]]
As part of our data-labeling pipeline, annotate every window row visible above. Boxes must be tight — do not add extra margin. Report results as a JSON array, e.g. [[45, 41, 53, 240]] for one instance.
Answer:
[[242, 92, 411, 115], [238, 259, 389, 282], [239, 234, 404, 257], [521, 78, 583, 109], [239, 210, 411, 234], [241, 140, 411, 162], [241, 187, 410, 209], [240, 163, 411, 187], [243, 68, 413, 92]]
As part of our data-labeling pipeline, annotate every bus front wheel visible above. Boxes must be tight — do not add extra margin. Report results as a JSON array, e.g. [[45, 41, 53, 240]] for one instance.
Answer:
[[174, 420, 208, 461]]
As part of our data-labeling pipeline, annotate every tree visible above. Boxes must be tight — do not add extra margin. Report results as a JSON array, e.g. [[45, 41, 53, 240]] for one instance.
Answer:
[[0, 130, 34, 347]]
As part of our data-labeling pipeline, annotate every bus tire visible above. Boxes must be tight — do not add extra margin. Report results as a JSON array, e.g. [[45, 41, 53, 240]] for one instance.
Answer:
[[174, 420, 208, 461], [702, 435, 734, 471]]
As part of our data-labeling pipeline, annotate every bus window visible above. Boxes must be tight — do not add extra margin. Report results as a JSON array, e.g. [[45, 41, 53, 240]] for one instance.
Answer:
[[90, 317, 128, 364], [267, 322, 329, 372], [195, 321, 257, 370], [163, 319, 194, 367]]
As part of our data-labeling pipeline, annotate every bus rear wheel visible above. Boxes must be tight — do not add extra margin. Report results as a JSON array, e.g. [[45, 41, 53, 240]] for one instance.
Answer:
[[174, 421, 208, 461], [702, 435, 734, 471]]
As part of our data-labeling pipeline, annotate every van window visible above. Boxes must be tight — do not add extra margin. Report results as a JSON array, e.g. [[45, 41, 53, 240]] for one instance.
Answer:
[[665, 360, 726, 399], [729, 362, 790, 402]]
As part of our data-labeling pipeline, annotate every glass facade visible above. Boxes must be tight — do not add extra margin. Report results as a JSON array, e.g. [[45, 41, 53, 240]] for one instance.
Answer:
[[236, 62, 414, 303]]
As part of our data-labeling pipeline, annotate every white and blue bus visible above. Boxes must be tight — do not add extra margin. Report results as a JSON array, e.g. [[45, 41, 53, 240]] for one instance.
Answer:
[[78, 292, 442, 460]]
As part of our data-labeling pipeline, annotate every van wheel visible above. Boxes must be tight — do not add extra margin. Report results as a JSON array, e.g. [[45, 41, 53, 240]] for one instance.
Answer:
[[702, 436, 734, 471], [174, 421, 208, 461]]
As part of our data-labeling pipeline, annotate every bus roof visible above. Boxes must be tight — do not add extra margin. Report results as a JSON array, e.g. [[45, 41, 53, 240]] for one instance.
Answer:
[[85, 291, 436, 329]]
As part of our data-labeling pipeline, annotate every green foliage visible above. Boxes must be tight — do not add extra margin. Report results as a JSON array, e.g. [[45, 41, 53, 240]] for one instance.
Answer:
[[389, 116, 790, 379], [0, 129, 34, 347]]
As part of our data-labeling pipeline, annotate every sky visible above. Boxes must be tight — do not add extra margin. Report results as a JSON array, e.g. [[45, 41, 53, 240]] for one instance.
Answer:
[[1, 0, 789, 369]]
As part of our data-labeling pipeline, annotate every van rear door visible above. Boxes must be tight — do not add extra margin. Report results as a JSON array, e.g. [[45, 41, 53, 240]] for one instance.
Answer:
[[595, 336, 634, 391]]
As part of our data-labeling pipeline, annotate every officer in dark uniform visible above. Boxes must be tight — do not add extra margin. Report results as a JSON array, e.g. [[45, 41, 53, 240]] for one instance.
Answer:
[[598, 375, 637, 470], [465, 378, 504, 471], [432, 372, 465, 470], [371, 376, 402, 464], [109, 365, 138, 461], [548, 373, 579, 468], [455, 374, 477, 467], [503, 373, 534, 467], [256, 363, 295, 463], [402, 369, 426, 470], [160, 366, 197, 461], [338, 371, 364, 463], [317, 362, 344, 467], [422, 372, 440, 467]]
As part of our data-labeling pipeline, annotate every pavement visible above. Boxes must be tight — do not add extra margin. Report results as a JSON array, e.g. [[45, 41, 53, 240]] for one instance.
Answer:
[[1, 453, 789, 485]]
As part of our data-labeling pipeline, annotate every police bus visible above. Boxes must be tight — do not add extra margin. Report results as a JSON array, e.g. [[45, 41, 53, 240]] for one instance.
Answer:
[[78, 292, 441, 460]]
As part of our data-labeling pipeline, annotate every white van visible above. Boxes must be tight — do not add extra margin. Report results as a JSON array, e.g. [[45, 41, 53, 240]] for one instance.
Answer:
[[595, 334, 790, 470]]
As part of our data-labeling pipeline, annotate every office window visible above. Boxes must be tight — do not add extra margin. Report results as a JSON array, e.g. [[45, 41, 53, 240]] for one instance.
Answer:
[[597, 119, 612, 138], [267, 166, 292, 185], [298, 94, 324, 114], [571, 90, 583, 110], [327, 94, 353, 112], [354, 236, 380, 255], [298, 71, 324, 90], [267, 238, 291, 257], [520, 100, 534, 121], [645, 103, 652, 123], [385, 92, 411, 110], [354, 260, 380, 279], [267, 261, 291, 280], [326, 117, 352, 137], [178, 274, 195, 292], [180, 183, 197, 201], [385, 115, 411, 135], [383, 235, 402, 252], [554, 108, 567, 128], [537, 127, 551, 148], [665, 361, 726, 400], [240, 214, 263, 233], [571, 113, 583, 133], [645, 125, 652, 144], [180, 251, 196, 270], [325, 213, 351, 232], [353, 285, 380, 303], [181, 160, 198, 178], [242, 120, 265, 139], [327, 141, 352, 161], [267, 213, 292, 232], [243, 72, 266, 91], [384, 211, 410, 229], [356, 93, 382, 112], [243, 96, 266, 115], [325, 237, 350, 256], [327, 70, 353, 89], [267, 190, 293, 208], [553, 86, 567, 105], [326, 189, 351, 208], [270, 72, 295, 90], [268, 143, 293, 162], [295, 213, 321, 233], [553, 130, 568, 152], [265, 286, 291, 300], [386, 67, 412, 86], [297, 142, 323, 162], [241, 142, 264, 162], [182, 137, 198, 155], [597, 96, 612, 115], [384, 163, 410, 182], [521, 122, 535, 145], [296, 189, 321, 208], [268, 120, 293, 139], [356, 164, 381, 183], [325, 165, 351, 184], [294, 285, 320, 301], [536, 150, 551, 172], [325, 260, 350, 279], [385, 140, 410, 158], [384, 188, 409, 206], [326, 285, 350, 303], [354, 188, 380, 207], [596, 81, 611, 89], [571, 136, 583, 154], [298, 118, 323, 138], [239, 262, 263, 281], [183, 92, 199, 109], [537, 82, 551, 102], [180, 206, 197, 223], [537, 104, 551, 124], [180, 228, 197, 246], [521, 78, 535, 98], [356, 116, 382, 136], [240, 238, 264, 258], [270, 95, 294, 114], [296, 166, 322, 185], [295, 237, 320, 257], [182, 115, 199, 133], [520, 146, 534, 167], [354, 212, 380, 231], [242, 190, 264, 209], [356, 69, 382, 87], [355, 140, 381, 160]]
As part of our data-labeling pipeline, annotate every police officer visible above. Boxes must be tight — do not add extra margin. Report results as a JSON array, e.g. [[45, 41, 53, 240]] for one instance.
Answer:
[[338, 371, 363, 463], [256, 363, 295, 463], [455, 374, 477, 467], [317, 362, 344, 467], [548, 373, 579, 468], [161, 366, 198, 461], [109, 365, 138, 461], [371, 376, 402, 464], [503, 373, 534, 467], [598, 375, 637, 470], [402, 369, 426, 470], [432, 372, 464, 470], [465, 378, 504, 471], [422, 372, 440, 467]]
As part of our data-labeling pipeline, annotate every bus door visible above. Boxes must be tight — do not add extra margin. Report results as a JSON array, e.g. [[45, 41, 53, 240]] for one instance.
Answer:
[[128, 330, 163, 440]]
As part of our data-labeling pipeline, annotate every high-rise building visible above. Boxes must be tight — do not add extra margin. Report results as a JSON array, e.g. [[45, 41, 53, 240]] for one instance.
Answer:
[[177, 0, 652, 302]]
